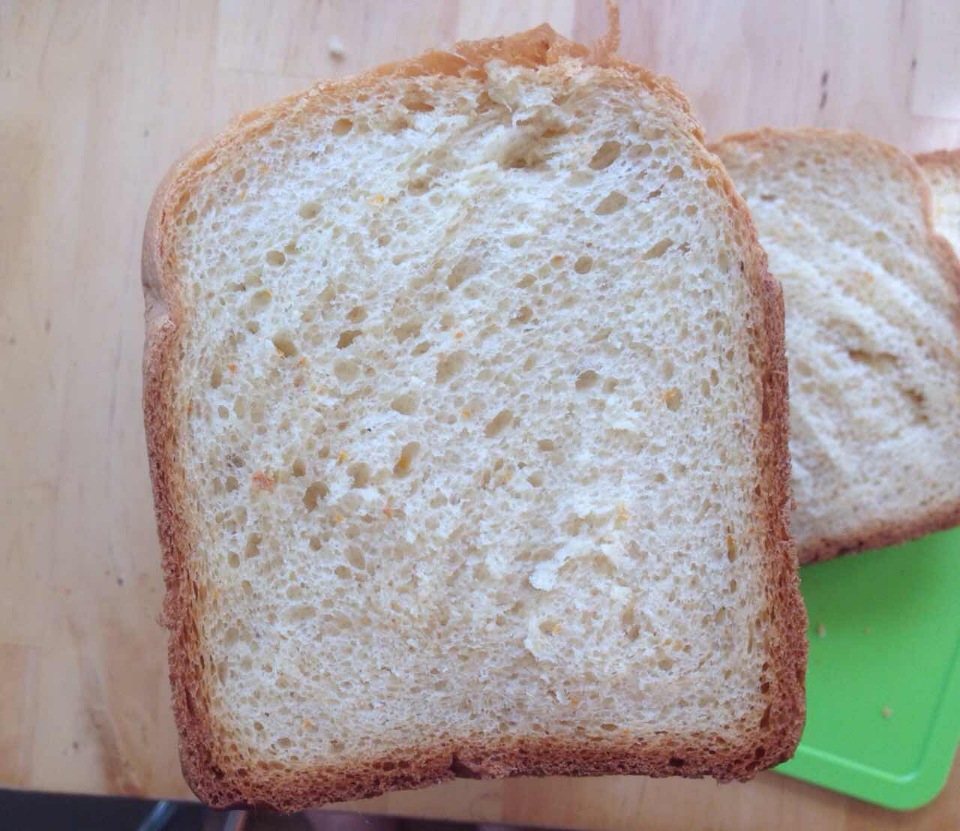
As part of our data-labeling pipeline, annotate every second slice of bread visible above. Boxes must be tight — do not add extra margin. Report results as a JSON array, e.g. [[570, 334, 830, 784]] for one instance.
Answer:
[[716, 129, 960, 563]]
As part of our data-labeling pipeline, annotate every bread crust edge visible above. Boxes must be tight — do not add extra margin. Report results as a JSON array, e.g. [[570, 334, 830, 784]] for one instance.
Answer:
[[142, 25, 807, 812]]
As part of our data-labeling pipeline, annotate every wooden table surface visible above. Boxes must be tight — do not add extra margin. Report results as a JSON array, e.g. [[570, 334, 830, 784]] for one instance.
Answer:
[[2, 1, 959, 828]]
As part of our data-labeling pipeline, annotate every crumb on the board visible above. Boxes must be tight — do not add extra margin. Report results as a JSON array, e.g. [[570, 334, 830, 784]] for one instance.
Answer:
[[864, 626, 873, 635], [816, 622, 827, 638], [882, 706, 894, 719]]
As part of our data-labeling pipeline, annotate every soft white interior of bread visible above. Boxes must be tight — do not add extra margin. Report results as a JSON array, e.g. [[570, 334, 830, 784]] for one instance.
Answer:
[[718, 132, 960, 559], [169, 59, 776, 772]]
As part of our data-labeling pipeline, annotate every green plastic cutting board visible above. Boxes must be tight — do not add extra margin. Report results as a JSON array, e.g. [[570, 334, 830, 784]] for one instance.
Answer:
[[775, 527, 960, 809]]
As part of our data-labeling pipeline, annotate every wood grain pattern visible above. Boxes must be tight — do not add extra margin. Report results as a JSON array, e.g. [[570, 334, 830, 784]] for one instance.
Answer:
[[0, 1, 957, 827]]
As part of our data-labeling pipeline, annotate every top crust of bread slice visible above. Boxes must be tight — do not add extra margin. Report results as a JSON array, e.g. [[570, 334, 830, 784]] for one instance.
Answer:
[[716, 128, 960, 564], [918, 149, 960, 254], [143, 25, 806, 811]]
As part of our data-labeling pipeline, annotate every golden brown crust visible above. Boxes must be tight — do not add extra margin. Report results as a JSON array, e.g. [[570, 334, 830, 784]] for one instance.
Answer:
[[715, 128, 960, 566], [701, 146, 807, 769], [799, 503, 960, 564], [917, 147, 960, 171], [143, 25, 806, 812]]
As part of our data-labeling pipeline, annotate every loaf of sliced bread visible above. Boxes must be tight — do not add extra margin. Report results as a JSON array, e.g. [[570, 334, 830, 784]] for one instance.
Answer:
[[143, 25, 806, 811], [716, 129, 960, 564], [918, 149, 960, 254]]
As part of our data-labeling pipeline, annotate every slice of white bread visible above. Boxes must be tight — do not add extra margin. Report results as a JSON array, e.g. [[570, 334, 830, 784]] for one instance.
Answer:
[[143, 25, 806, 811], [918, 149, 960, 254], [715, 129, 960, 564]]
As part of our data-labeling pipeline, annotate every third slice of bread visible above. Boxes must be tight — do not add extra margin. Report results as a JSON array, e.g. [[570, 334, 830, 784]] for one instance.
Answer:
[[716, 129, 960, 563], [918, 149, 960, 254]]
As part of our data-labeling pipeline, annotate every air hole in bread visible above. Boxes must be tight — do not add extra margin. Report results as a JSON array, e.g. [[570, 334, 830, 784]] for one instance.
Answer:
[[266, 250, 286, 266], [576, 370, 599, 391], [401, 92, 435, 113], [574, 255, 593, 274], [347, 462, 371, 488], [344, 547, 366, 571], [244, 533, 261, 559], [393, 442, 420, 476], [447, 256, 480, 291], [644, 238, 674, 260], [663, 388, 682, 411], [332, 118, 353, 136], [407, 178, 430, 196], [595, 191, 627, 215], [248, 290, 272, 314], [334, 358, 360, 382], [439, 312, 456, 331], [436, 351, 467, 383], [337, 330, 362, 349], [393, 319, 422, 343], [272, 332, 298, 357], [391, 393, 417, 415], [484, 409, 514, 438], [589, 140, 621, 170], [303, 482, 328, 511], [726, 535, 737, 562]]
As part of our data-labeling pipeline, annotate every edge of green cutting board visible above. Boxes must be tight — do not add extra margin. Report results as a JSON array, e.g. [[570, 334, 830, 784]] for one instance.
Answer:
[[775, 528, 960, 810]]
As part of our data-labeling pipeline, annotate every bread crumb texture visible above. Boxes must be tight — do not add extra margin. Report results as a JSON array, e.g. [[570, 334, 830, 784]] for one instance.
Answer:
[[152, 29, 803, 809]]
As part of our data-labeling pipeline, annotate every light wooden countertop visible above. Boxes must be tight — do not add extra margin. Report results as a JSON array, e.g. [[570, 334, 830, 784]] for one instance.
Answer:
[[1, 2, 958, 828]]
